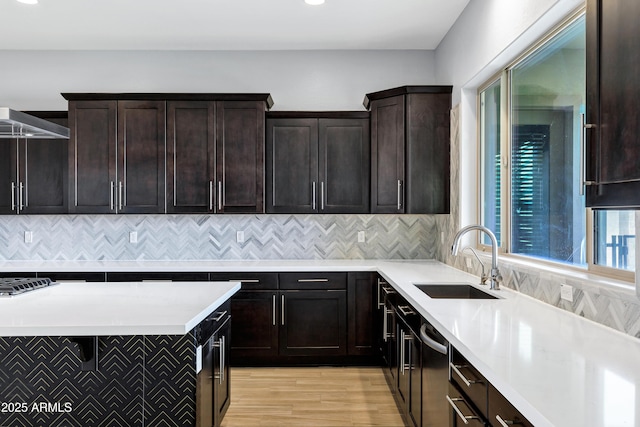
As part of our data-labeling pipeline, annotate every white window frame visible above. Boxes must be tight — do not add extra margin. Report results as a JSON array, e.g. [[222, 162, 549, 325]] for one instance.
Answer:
[[476, 8, 635, 283]]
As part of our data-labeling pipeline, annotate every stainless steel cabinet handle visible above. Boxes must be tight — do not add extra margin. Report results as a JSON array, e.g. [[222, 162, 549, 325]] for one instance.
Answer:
[[381, 285, 396, 295], [580, 113, 596, 195], [11, 182, 16, 211], [376, 278, 384, 308], [206, 311, 227, 323], [118, 181, 123, 210], [281, 294, 285, 326], [420, 324, 448, 355], [18, 182, 24, 211], [382, 306, 389, 342], [209, 180, 213, 211], [312, 182, 317, 210], [446, 395, 479, 425], [220, 335, 225, 384], [403, 332, 412, 373], [450, 363, 478, 387], [218, 181, 223, 211], [495, 415, 515, 427], [320, 181, 324, 210], [272, 294, 276, 326], [231, 279, 260, 283], [399, 330, 405, 374], [297, 278, 329, 283], [110, 181, 115, 211], [397, 305, 415, 316], [397, 180, 402, 210]]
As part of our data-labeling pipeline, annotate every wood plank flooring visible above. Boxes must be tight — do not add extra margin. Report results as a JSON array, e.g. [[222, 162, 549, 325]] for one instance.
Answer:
[[221, 367, 406, 427]]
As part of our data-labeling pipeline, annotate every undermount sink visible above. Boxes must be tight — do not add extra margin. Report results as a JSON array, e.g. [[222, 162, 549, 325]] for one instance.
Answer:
[[415, 283, 498, 299]]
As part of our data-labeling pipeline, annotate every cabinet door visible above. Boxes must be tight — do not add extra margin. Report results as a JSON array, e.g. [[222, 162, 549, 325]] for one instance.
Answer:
[[68, 100, 117, 214], [216, 101, 265, 213], [347, 272, 377, 356], [586, 0, 640, 207], [319, 118, 370, 213], [370, 96, 405, 213], [229, 291, 279, 361], [266, 118, 318, 213], [0, 141, 18, 214], [117, 100, 166, 214], [280, 290, 347, 356], [213, 317, 231, 427], [167, 101, 216, 213], [20, 116, 69, 214], [405, 93, 450, 214]]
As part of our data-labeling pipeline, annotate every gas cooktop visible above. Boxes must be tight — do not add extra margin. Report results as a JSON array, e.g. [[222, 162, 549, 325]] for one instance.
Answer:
[[0, 277, 57, 297]]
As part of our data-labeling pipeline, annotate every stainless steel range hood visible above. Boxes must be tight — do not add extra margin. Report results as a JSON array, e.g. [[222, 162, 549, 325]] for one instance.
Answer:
[[0, 107, 69, 139]]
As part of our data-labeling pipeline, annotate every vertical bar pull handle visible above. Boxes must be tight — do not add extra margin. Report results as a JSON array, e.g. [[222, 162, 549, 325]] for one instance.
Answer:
[[495, 415, 515, 427], [320, 181, 325, 210], [397, 180, 403, 210], [19, 182, 24, 211], [580, 113, 596, 195], [219, 335, 225, 384], [312, 182, 317, 210], [218, 181, 223, 212], [118, 181, 123, 210], [209, 180, 214, 211], [11, 182, 16, 211], [272, 294, 276, 326], [110, 181, 115, 211], [382, 306, 388, 342], [281, 294, 285, 326]]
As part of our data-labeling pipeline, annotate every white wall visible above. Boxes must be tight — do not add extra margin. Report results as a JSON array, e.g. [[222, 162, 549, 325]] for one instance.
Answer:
[[0, 50, 435, 111]]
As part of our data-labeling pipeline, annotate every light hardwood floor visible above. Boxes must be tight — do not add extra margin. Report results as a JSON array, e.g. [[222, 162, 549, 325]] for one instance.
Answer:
[[221, 367, 406, 427]]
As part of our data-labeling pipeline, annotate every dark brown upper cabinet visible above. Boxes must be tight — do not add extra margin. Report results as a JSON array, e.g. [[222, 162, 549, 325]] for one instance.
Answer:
[[216, 100, 267, 214], [66, 98, 165, 214], [167, 101, 216, 213], [65, 93, 271, 214], [585, 0, 640, 208], [0, 112, 68, 215], [266, 112, 370, 214], [365, 86, 452, 214]]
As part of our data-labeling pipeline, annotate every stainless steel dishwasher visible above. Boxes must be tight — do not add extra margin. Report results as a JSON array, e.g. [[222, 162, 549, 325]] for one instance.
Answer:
[[420, 319, 450, 426]]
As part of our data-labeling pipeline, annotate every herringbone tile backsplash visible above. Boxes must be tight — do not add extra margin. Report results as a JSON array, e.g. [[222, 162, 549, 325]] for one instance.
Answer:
[[0, 214, 438, 261]]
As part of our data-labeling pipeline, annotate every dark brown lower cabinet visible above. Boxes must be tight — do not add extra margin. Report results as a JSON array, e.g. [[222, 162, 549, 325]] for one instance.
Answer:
[[279, 289, 347, 356], [347, 272, 378, 356], [229, 290, 279, 359]]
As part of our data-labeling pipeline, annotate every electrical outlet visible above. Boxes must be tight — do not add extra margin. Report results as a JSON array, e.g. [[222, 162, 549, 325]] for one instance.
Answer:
[[560, 284, 573, 302], [236, 231, 245, 243], [129, 231, 138, 244], [24, 231, 33, 243], [441, 231, 445, 244], [357, 231, 366, 243]]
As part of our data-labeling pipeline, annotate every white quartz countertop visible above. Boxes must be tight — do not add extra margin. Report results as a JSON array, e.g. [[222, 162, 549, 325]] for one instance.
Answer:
[[1, 259, 639, 426], [0, 281, 240, 336]]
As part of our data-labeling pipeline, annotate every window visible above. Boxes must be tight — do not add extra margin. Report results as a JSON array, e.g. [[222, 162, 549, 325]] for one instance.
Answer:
[[478, 12, 635, 278]]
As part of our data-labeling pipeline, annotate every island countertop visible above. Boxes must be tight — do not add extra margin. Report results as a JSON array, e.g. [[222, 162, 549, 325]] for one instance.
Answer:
[[0, 280, 240, 336]]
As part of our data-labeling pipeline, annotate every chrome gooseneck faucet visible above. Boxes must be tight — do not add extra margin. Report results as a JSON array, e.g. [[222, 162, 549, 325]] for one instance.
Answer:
[[452, 225, 502, 290]]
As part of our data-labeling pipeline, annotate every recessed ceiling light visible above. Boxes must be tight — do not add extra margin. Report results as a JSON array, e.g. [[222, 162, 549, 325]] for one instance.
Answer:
[[16, 0, 38, 4], [305, 0, 325, 5]]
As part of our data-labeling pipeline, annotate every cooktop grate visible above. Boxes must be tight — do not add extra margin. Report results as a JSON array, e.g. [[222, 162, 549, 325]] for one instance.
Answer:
[[0, 277, 57, 297]]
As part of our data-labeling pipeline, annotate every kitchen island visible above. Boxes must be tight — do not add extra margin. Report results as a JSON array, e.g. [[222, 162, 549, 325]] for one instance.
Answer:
[[0, 280, 240, 426]]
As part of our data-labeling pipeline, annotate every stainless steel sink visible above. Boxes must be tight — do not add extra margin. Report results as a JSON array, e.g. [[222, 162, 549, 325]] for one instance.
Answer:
[[415, 283, 498, 299]]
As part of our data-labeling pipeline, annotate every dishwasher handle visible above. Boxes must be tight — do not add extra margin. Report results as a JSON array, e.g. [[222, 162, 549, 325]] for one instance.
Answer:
[[420, 323, 448, 355]]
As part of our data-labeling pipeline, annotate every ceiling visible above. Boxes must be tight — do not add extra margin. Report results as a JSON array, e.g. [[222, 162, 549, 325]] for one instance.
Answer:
[[1, 0, 471, 51]]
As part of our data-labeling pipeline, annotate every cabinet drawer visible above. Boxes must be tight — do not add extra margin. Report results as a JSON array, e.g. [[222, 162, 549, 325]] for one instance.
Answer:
[[448, 383, 488, 426], [488, 384, 533, 427], [279, 272, 347, 290], [209, 272, 278, 290], [450, 347, 488, 419], [38, 272, 106, 282]]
